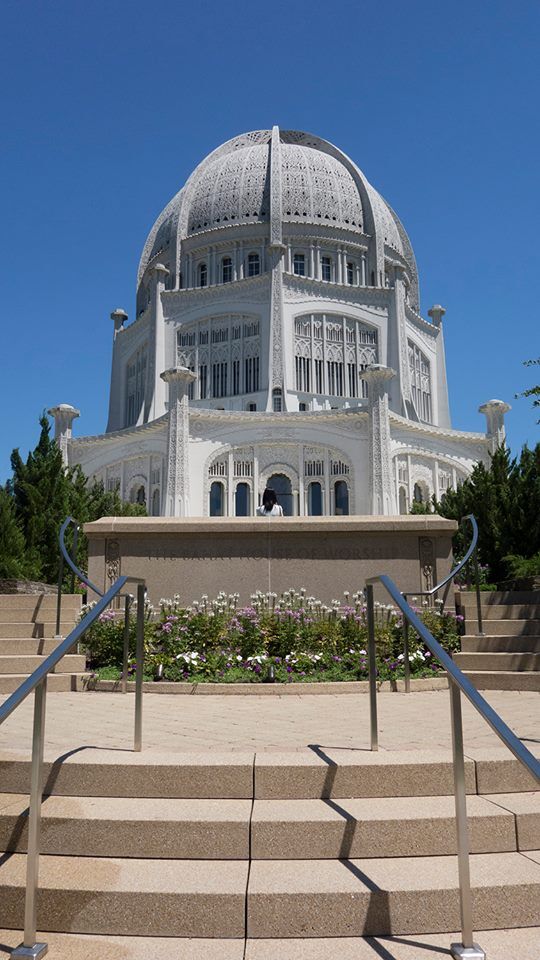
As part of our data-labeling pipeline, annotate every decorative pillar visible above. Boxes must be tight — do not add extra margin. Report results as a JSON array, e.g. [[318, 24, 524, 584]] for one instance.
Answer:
[[361, 254, 367, 286], [48, 404, 80, 467], [479, 399, 511, 454], [145, 263, 169, 422], [427, 304, 446, 328], [160, 367, 197, 516], [363, 365, 397, 515]]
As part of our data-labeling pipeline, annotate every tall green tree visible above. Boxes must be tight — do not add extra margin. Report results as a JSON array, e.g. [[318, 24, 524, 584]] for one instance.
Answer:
[[436, 444, 540, 582], [8, 415, 72, 583], [0, 486, 36, 580]]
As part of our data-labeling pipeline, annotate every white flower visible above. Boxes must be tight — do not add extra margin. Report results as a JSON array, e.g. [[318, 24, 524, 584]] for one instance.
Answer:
[[236, 655, 243, 661]]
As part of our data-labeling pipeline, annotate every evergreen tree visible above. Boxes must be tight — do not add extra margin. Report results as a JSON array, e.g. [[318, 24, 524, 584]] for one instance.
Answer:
[[9, 415, 71, 583], [0, 486, 36, 579], [436, 444, 540, 582]]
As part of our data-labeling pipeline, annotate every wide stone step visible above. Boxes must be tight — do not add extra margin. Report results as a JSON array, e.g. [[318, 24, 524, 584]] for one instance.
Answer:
[[456, 591, 540, 605], [0, 931, 245, 959], [0, 621, 79, 638], [0, 610, 81, 624], [0, 594, 81, 612], [0, 673, 89, 694], [454, 652, 540, 672], [2, 747, 537, 799], [0, 794, 251, 858], [0, 638, 66, 654], [0, 853, 248, 937], [464, 670, 540, 691], [0, 929, 538, 960], [485, 793, 540, 851], [461, 620, 540, 635], [246, 851, 540, 937], [461, 635, 540, 653], [251, 794, 517, 858], [458, 604, 540, 619], [0, 654, 87, 674]]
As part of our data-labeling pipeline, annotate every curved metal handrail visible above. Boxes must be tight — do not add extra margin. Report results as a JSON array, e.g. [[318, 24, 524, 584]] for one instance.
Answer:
[[0, 571, 147, 959], [427, 513, 478, 598], [364, 573, 539, 959], [59, 515, 104, 598], [369, 575, 539, 777]]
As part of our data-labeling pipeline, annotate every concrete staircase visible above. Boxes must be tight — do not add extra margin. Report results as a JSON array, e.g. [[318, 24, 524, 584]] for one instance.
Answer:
[[454, 590, 540, 690], [0, 747, 538, 952], [0, 593, 88, 694]]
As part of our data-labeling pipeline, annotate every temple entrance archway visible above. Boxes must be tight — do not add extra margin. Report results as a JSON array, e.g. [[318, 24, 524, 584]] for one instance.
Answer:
[[267, 473, 294, 516]]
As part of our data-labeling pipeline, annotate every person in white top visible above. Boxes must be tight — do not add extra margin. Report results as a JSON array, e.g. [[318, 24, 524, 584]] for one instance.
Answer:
[[256, 488, 284, 516]]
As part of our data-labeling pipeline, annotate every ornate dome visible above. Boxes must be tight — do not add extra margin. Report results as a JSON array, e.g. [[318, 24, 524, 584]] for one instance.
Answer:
[[138, 127, 419, 308]]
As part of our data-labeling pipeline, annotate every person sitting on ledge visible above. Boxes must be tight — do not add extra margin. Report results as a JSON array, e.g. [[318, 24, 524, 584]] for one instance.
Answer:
[[256, 488, 284, 517]]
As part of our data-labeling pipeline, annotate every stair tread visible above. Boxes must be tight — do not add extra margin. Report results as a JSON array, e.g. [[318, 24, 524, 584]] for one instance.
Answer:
[[0, 931, 244, 959], [0, 793, 252, 820], [0, 852, 249, 891], [247, 850, 540, 891]]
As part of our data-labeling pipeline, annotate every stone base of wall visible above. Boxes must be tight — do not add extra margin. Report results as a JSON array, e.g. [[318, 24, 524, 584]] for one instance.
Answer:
[[85, 515, 458, 605]]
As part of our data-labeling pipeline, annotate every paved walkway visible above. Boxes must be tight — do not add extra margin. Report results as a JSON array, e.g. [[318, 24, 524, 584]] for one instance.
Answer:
[[0, 688, 538, 758]]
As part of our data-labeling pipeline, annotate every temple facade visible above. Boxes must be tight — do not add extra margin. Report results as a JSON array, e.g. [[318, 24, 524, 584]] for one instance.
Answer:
[[49, 128, 510, 516]]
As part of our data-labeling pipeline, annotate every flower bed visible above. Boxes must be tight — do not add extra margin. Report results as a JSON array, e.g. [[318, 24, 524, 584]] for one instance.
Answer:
[[82, 589, 463, 684]]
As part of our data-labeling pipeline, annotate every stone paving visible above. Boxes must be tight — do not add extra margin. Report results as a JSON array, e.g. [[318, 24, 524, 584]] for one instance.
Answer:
[[0, 688, 538, 758]]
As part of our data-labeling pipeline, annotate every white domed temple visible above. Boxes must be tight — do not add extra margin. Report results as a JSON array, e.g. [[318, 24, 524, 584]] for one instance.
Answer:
[[50, 127, 510, 517]]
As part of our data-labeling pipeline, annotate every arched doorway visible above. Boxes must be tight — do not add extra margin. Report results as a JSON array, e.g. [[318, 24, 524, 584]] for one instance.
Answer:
[[209, 481, 225, 516], [267, 473, 293, 516], [307, 481, 323, 516], [334, 480, 349, 516]]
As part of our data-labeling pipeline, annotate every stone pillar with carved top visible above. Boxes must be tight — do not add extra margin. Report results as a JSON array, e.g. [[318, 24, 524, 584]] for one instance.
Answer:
[[48, 404, 80, 467], [161, 367, 197, 516], [363, 365, 397, 515], [479, 399, 511, 454]]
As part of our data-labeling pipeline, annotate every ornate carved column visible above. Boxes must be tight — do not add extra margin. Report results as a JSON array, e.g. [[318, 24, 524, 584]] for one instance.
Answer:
[[160, 366, 197, 516], [363, 365, 397, 515], [267, 124, 287, 409], [479, 399, 511, 454], [48, 404, 80, 467]]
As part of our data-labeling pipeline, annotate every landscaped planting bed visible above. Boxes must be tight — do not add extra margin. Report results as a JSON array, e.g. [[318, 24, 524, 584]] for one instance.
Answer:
[[81, 589, 463, 685]]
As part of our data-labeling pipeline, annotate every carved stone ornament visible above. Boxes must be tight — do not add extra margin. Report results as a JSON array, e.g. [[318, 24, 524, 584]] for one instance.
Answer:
[[419, 537, 436, 593], [105, 539, 121, 585]]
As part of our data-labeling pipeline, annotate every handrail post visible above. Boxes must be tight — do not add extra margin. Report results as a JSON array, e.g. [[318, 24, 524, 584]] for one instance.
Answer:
[[449, 678, 485, 960], [122, 595, 132, 695], [12, 679, 49, 959], [401, 594, 411, 693], [54, 553, 64, 640], [365, 584, 378, 751], [473, 554, 484, 637], [134, 584, 145, 752]]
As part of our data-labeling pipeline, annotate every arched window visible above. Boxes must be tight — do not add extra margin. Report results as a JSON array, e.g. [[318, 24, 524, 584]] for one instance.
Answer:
[[235, 482, 250, 517], [152, 488, 161, 516], [413, 482, 429, 504], [272, 388, 283, 412], [346, 262, 354, 285], [222, 257, 232, 283], [268, 473, 293, 516], [334, 480, 349, 516], [399, 486, 408, 515], [247, 253, 260, 277], [209, 481, 225, 516], [293, 253, 305, 276], [308, 481, 323, 516], [198, 263, 208, 288], [135, 486, 146, 506]]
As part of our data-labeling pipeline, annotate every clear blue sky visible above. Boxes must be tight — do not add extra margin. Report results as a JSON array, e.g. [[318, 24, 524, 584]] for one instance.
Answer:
[[1, 0, 538, 482]]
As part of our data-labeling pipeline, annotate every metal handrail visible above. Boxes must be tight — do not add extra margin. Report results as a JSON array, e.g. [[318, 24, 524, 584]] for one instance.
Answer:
[[0, 573, 147, 959], [400, 514, 483, 693], [365, 574, 539, 960], [55, 516, 104, 639]]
